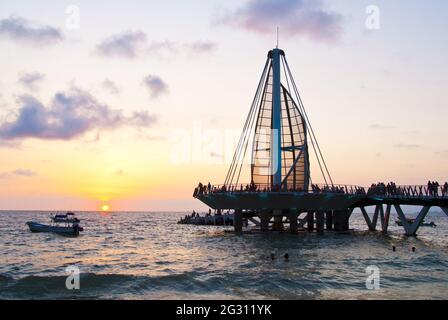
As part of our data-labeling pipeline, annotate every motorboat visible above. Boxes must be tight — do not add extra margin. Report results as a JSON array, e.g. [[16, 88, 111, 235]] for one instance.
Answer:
[[395, 218, 437, 228], [26, 212, 83, 236]]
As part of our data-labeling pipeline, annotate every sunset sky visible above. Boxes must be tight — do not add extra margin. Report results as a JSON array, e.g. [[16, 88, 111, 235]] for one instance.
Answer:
[[0, 0, 447, 211]]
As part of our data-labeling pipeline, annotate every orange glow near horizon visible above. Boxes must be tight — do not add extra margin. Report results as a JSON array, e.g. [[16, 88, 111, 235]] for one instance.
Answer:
[[101, 204, 110, 212]]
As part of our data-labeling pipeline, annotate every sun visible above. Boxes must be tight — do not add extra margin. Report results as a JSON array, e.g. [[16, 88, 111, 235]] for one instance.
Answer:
[[101, 204, 110, 212]]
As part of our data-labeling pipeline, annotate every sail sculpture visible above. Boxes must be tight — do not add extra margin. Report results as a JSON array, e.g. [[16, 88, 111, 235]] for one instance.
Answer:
[[224, 48, 332, 192]]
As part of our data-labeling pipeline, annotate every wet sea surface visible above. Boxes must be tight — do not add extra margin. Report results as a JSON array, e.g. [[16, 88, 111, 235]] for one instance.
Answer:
[[0, 211, 447, 300]]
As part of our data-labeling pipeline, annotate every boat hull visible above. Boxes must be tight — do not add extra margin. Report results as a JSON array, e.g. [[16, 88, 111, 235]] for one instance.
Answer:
[[26, 222, 80, 236]]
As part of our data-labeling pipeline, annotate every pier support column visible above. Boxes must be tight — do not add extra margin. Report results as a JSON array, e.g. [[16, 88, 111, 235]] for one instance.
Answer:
[[234, 210, 243, 234], [334, 210, 350, 232], [273, 210, 283, 231], [361, 206, 379, 231], [307, 211, 314, 232], [441, 207, 448, 217], [395, 205, 430, 236], [325, 211, 333, 230], [316, 211, 325, 234], [289, 210, 299, 234], [344, 209, 352, 231], [381, 205, 391, 233], [333, 211, 343, 232], [260, 210, 270, 232]]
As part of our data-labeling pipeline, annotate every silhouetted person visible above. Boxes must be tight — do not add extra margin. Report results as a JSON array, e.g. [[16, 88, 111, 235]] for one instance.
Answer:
[[284, 253, 289, 261], [270, 253, 275, 260], [412, 247, 416, 252], [392, 246, 396, 252]]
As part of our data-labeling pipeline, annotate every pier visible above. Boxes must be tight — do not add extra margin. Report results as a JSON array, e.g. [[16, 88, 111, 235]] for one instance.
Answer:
[[193, 47, 447, 237]]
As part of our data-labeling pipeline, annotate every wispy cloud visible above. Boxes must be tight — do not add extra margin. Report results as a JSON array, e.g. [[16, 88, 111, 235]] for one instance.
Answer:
[[0, 168, 37, 179], [96, 30, 147, 58], [0, 16, 63, 45], [13, 168, 36, 177], [142, 75, 168, 99], [0, 87, 157, 141], [96, 31, 217, 59], [216, 0, 343, 43], [18, 72, 45, 91], [147, 40, 179, 55], [184, 41, 218, 53], [395, 143, 422, 150], [101, 79, 121, 95]]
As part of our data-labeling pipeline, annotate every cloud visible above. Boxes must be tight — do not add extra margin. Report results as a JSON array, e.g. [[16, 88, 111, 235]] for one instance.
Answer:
[[0, 87, 157, 141], [210, 152, 224, 160], [96, 31, 217, 58], [13, 168, 37, 177], [101, 79, 121, 94], [0, 168, 37, 179], [129, 111, 158, 126], [142, 75, 168, 99], [217, 0, 343, 43], [18, 72, 45, 91], [395, 144, 422, 150], [0, 140, 19, 148], [185, 41, 218, 53], [115, 169, 125, 176], [147, 40, 179, 55], [96, 30, 147, 58], [0, 16, 63, 45]]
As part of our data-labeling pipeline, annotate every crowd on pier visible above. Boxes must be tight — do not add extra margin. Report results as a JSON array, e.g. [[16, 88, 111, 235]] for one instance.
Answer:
[[367, 181, 448, 197], [193, 180, 448, 198]]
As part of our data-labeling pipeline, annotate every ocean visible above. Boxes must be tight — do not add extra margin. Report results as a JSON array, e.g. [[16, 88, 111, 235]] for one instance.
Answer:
[[0, 211, 447, 300]]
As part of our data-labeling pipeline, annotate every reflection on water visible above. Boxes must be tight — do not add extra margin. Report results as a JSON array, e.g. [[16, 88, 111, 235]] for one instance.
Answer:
[[0, 211, 447, 299]]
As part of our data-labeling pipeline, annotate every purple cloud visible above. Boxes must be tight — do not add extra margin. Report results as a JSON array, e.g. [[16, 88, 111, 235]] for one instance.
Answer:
[[218, 0, 343, 43], [130, 111, 158, 126], [147, 40, 179, 55], [18, 72, 45, 91], [0, 16, 63, 45], [96, 30, 147, 58], [142, 75, 168, 99], [101, 79, 121, 94], [0, 87, 157, 141], [185, 41, 218, 53], [0, 168, 37, 179], [96, 30, 217, 58]]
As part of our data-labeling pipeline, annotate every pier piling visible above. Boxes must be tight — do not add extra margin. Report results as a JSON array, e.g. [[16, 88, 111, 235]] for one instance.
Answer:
[[307, 211, 314, 232], [289, 210, 299, 234], [316, 211, 325, 234], [260, 210, 270, 232], [234, 210, 243, 233], [326, 211, 333, 230]]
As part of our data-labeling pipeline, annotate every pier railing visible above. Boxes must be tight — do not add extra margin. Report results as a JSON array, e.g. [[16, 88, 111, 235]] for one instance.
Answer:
[[194, 183, 448, 199], [193, 183, 366, 197], [367, 185, 448, 198]]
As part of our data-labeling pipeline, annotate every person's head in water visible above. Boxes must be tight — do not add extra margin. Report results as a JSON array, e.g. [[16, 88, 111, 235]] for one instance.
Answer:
[[270, 253, 275, 260], [412, 247, 416, 252], [392, 246, 396, 252], [284, 253, 289, 261]]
